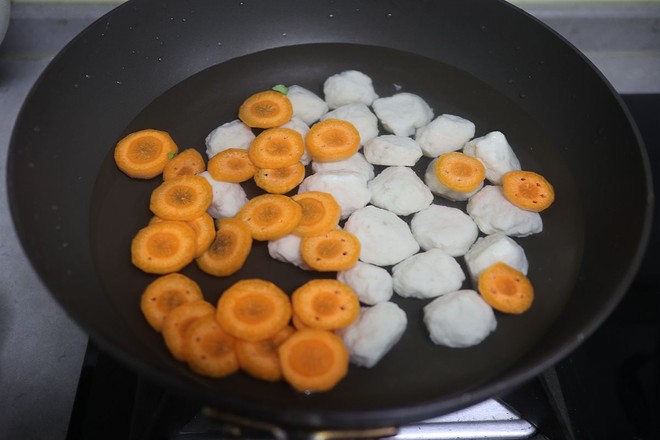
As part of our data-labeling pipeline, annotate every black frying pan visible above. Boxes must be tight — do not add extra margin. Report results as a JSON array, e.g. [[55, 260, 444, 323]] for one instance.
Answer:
[[7, 0, 653, 430]]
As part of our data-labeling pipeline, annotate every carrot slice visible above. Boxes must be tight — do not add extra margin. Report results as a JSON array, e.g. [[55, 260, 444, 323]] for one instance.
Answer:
[[305, 119, 360, 162], [248, 128, 304, 169], [195, 217, 253, 277], [300, 229, 361, 271], [291, 192, 341, 237], [254, 162, 305, 195], [278, 329, 349, 392], [184, 314, 240, 378], [235, 325, 295, 382], [238, 90, 293, 129], [162, 148, 205, 181], [477, 262, 534, 314], [207, 148, 257, 183], [216, 279, 292, 342], [140, 273, 204, 332], [291, 313, 310, 331], [186, 213, 216, 258], [161, 300, 215, 361], [131, 220, 197, 274], [150, 175, 213, 221], [291, 279, 360, 330], [434, 152, 486, 193], [236, 194, 303, 241], [502, 170, 555, 212], [114, 129, 178, 179]]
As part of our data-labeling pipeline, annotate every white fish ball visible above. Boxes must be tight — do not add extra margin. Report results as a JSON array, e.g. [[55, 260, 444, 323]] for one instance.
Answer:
[[415, 114, 475, 157], [286, 85, 329, 125], [467, 185, 543, 237], [463, 131, 521, 185], [340, 302, 407, 368], [411, 204, 479, 256], [267, 234, 310, 270], [311, 152, 375, 182], [392, 248, 465, 299], [323, 70, 378, 109], [424, 290, 497, 348], [368, 166, 433, 216], [298, 170, 371, 219], [363, 135, 423, 166], [198, 171, 248, 219], [464, 233, 529, 283], [372, 92, 434, 137], [205, 119, 255, 159], [344, 205, 419, 266], [337, 261, 394, 305]]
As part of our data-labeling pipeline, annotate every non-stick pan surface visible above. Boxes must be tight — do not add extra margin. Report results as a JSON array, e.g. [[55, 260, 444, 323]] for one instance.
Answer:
[[8, 0, 652, 430]]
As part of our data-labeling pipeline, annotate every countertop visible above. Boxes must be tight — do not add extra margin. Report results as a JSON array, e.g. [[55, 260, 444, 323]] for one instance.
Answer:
[[1, 2, 659, 439]]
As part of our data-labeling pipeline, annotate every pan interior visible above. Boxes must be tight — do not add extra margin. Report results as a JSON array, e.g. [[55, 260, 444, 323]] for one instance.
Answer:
[[89, 43, 582, 422]]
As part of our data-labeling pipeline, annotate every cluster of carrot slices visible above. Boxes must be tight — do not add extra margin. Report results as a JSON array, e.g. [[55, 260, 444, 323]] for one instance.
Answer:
[[113, 89, 366, 392]]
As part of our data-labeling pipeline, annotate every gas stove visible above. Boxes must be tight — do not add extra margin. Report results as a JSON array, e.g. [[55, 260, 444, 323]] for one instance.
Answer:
[[64, 95, 659, 439]]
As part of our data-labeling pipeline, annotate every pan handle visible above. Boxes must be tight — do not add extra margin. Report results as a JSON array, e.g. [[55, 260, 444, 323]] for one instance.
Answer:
[[201, 407, 398, 440]]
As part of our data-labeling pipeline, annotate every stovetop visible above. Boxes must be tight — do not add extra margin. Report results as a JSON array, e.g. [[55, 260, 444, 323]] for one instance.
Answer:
[[63, 94, 659, 440]]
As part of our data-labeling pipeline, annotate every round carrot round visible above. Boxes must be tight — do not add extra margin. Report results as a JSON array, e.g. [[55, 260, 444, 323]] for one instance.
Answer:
[[186, 213, 216, 258], [254, 162, 305, 195], [140, 273, 204, 332], [150, 175, 213, 221], [502, 170, 555, 212], [291, 279, 360, 330], [305, 119, 360, 162], [278, 329, 349, 393], [216, 279, 292, 342], [184, 314, 239, 378], [434, 151, 486, 193], [248, 128, 304, 169], [195, 217, 253, 277], [238, 90, 293, 129], [236, 194, 303, 241], [161, 300, 215, 361], [291, 192, 341, 237], [162, 148, 205, 181], [235, 325, 295, 382], [131, 220, 197, 274], [207, 148, 257, 183], [477, 262, 534, 314], [114, 129, 178, 179], [300, 229, 361, 272]]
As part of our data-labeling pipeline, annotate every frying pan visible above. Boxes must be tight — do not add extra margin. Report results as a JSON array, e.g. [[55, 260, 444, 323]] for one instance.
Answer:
[[7, 0, 653, 431]]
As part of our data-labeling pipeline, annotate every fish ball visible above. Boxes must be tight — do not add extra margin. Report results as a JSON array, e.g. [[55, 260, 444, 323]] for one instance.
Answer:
[[463, 131, 521, 185], [205, 119, 255, 159], [321, 103, 379, 146], [467, 185, 543, 237], [415, 114, 475, 157], [286, 85, 328, 125], [298, 170, 371, 219], [464, 233, 528, 283], [198, 171, 248, 219], [311, 152, 375, 182], [323, 70, 378, 109], [363, 135, 423, 166], [411, 204, 479, 256], [392, 249, 465, 299], [337, 261, 393, 305], [368, 166, 433, 216], [372, 93, 434, 137]]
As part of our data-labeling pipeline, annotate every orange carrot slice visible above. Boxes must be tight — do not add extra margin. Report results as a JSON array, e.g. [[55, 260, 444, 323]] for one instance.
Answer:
[[291, 313, 310, 331], [253, 162, 305, 194], [186, 213, 216, 258], [291, 279, 360, 330], [162, 148, 205, 181], [184, 314, 240, 378], [114, 129, 178, 179], [434, 152, 486, 193], [305, 119, 360, 162], [235, 325, 295, 382], [207, 148, 257, 183], [161, 300, 215, 361], [131, 220, 197, 274], [216, 279, 292, 342], [502, 170, 555, 212], [150, 175, 213, 221], [195, 217, 253, 277], [477, 262, 534, 314], [140, 273, 204, 332], [248, 128, 304, 169], [300, 229, 361, 271], [278, 329, 349, 392], [236, 194, 303, 241], [238, 90, 293, 128], [291, 192, 341, 237]]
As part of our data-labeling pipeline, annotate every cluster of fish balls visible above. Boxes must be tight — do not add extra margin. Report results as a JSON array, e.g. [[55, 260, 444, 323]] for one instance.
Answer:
[[201, 70, 542, 369]]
